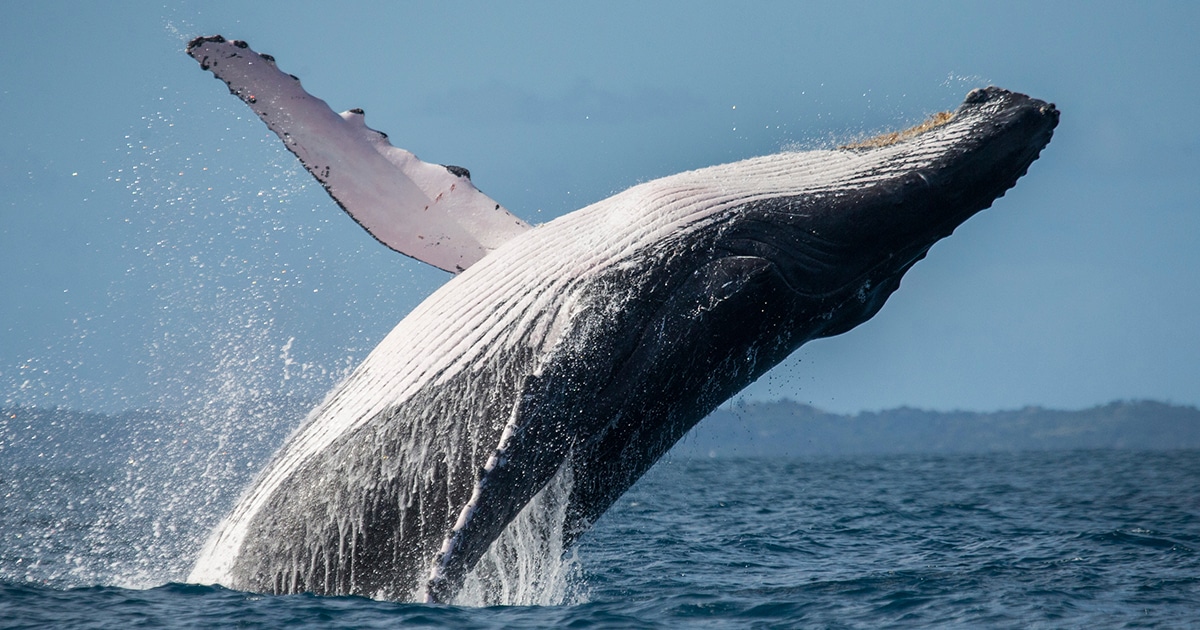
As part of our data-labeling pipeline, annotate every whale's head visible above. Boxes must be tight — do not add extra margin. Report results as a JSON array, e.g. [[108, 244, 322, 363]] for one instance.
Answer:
[[712, 87, 1059, 339]]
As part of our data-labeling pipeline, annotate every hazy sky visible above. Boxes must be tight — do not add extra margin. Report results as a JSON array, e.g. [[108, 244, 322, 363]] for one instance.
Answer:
[[2, 2, 1197, 415]]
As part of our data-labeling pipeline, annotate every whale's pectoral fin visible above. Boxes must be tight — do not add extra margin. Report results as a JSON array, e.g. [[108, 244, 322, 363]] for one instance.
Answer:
[[187, 36, 530, 273], [423, 375, 575, 603]]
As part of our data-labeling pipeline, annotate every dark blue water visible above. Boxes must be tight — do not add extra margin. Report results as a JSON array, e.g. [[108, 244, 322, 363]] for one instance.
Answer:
[[3, 447, 1198, 628]]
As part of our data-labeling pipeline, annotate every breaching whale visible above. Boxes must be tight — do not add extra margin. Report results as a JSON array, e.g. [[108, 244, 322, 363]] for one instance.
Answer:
[[183, 35, 1058, 603]]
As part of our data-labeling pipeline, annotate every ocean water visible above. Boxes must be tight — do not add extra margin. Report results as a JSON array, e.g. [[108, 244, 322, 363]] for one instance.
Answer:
[[2, 440, 1197, 628]]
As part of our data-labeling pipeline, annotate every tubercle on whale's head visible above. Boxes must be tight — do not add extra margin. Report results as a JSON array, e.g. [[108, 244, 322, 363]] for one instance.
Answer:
[[839, 87, 1058, 155], [839, 110, 957, 150]]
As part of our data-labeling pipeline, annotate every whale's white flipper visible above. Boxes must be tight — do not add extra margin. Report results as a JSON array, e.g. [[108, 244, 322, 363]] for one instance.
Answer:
[[187, 36, 530, 273]]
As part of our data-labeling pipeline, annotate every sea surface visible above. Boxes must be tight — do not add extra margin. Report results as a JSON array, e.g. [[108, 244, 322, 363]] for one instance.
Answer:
[[2, 439, 1197, 628]]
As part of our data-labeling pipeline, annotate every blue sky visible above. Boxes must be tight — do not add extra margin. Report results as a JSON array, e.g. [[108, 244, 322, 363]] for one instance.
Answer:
[[2, 2, 1197, 415]]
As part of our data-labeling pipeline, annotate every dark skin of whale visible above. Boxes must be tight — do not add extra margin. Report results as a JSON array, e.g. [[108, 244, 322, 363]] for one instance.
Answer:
[[427, 88, 1058, 603], [185, 41, 1058, 604], [564, 89, 1060, 552]]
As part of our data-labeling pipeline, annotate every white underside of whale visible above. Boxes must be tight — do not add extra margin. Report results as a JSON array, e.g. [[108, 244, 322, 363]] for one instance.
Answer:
[[187, 127, 977, 591]]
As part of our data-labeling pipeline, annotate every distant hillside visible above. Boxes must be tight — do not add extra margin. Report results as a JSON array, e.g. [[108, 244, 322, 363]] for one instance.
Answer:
[[5, 400, 1199, 468], [670, 400, 1200, 458]]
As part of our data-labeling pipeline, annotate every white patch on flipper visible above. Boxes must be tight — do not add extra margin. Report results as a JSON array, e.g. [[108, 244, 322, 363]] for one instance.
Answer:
[[186, 36, 530, 273]]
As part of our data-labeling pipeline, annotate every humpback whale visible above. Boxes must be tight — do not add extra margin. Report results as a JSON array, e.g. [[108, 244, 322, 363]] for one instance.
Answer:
[[183, 36, 1058, 603]]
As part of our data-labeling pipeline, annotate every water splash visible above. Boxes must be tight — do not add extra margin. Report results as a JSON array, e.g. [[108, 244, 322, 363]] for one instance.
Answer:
[[1, 66, 364, 591], [456, 462, 586, 606]]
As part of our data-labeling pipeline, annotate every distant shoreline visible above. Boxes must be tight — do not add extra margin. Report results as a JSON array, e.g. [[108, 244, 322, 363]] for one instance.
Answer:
[[4, 399, 1199, 465], [672, 399, 1200, 458]]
